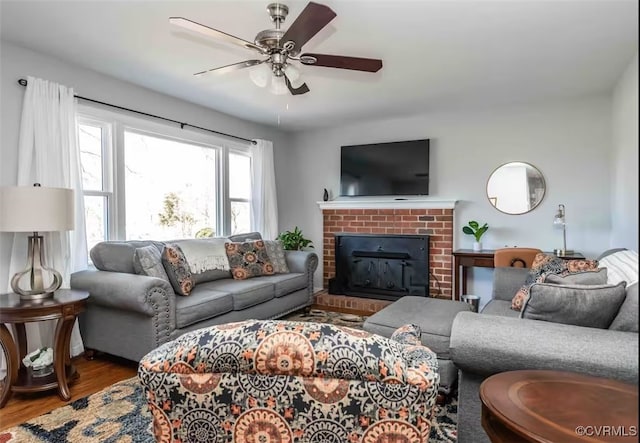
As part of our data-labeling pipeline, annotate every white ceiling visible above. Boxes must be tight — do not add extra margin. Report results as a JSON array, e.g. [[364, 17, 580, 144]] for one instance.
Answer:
[[1, 0, 638, 131]]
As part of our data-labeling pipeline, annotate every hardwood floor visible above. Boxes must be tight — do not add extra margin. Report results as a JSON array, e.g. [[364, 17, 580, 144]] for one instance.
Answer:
[[0, 354, 138, 430]]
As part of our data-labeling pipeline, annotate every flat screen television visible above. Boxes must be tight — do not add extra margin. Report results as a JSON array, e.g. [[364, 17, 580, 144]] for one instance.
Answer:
[[340, 139, 430, 196]]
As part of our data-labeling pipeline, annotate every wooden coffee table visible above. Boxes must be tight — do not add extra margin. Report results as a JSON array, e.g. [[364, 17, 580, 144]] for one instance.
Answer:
[[480, 370, 638, 442], [0, 289, 89, 407]]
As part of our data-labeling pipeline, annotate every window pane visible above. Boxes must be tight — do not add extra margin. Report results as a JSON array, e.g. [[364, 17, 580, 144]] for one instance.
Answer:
[[230, 201, 251, 235], [229, 152, 251, 200], [124, 131, 218, 240], [84, 195, 106, 254], [78, 124, 103, 190]]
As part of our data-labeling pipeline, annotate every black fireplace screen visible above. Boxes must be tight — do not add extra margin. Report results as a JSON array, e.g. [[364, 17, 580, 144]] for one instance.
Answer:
[[331, 233, 430, 300]]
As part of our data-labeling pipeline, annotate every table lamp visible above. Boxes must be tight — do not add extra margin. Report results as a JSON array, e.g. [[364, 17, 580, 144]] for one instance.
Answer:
[[0, 184, 74, 300], [553, 204, 573, 256]]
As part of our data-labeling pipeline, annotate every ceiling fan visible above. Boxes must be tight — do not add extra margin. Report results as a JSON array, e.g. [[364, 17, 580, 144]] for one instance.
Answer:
[[169, 2, 383, 96]]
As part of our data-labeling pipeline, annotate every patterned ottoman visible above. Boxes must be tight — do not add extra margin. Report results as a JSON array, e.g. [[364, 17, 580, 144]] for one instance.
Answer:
[[363, 296, 474, 396], [138, 319, 440, 443]]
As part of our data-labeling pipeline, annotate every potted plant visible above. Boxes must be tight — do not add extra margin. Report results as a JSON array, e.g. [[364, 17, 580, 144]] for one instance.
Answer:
[[462, 220, 489, 251], [276, 226, 314, 251]]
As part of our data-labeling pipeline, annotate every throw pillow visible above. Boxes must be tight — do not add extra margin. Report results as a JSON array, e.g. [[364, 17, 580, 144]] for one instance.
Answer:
[[544, 268, 607, 285], [520, 281, 627, 329], [264, 240, 290, 274], [161, 244, 195, 296], [225, 240, 275, 280], [390, 324, 422, 346], [511, 253, 598, 311], [133, 245, 170, 282], [609, 282, 639, 332], [172, 238, 231, 284]]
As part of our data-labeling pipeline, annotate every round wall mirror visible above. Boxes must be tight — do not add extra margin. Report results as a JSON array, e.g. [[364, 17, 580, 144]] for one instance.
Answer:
[[487, 162, 546, 214]]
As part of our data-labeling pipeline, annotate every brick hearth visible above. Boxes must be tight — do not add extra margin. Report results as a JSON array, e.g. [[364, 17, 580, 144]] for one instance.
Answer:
[[321, 208, 454, 301]]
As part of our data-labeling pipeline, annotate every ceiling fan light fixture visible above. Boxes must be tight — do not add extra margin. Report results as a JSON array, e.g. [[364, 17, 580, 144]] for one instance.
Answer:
[[269, 75, 288, 95], [283, 64, 300, 82], [249, 63, 271, 88]]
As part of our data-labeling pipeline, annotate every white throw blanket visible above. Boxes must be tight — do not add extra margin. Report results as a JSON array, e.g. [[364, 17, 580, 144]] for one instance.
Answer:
[[175, 238, 230, 273]]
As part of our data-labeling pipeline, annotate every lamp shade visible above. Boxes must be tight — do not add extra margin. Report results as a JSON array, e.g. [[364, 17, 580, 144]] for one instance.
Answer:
[[0, 185, 74, 232]]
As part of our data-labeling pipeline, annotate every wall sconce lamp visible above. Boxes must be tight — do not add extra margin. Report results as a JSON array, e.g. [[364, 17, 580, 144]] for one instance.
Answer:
[[553, 204, 573, 256], [0, 184, 74, 300]]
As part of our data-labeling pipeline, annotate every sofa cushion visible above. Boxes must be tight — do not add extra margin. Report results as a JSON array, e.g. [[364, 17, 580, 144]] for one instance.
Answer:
[[250, 273, 307, 298], [225, 240, 275, 280], [544, 268, 607, 285], [264, 240, 290, 274], [480, 299, 520, 318], [91, 240, 162, 273], [172, 238, 231, 284], [521, 282, 627, 329], [204, 278, 275, 310], [162, 244, 195, 296], [511, 253, 599, 311], [174, 286, 234, 328], [133, 245, 170, 282], [609, 282, 639, 332]]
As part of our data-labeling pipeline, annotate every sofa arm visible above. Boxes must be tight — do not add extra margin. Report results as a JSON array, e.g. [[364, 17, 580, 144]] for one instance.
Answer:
[[71, 270, 175, 321], [450, 312, 639, 384], [285, 250, 318, 275]]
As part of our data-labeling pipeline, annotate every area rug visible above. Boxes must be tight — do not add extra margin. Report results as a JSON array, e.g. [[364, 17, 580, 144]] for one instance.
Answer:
[[2, 311, 457, 442]]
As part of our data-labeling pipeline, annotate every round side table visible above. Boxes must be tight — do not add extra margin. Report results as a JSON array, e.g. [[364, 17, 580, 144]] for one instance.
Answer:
[[0, 289, 89, 408], [480, 370, 639, 442]]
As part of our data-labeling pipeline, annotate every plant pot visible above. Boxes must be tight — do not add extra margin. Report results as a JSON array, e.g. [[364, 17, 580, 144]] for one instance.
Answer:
[[473, 241, 482, 252]]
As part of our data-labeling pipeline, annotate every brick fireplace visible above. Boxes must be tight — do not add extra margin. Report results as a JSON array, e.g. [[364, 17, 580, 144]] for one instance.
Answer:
[[319, 201, 455, 303]]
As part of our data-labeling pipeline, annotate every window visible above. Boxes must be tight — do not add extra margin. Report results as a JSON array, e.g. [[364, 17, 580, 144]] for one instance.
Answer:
[[77, 118, 113, 255], [229, 152, 252, 235], [76, 107, 252, 253]]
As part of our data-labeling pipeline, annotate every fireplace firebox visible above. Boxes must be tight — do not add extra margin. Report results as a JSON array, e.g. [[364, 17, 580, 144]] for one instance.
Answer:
[[331, 233, 430, 301]]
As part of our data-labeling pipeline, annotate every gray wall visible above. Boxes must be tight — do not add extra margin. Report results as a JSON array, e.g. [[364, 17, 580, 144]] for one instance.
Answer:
[[280, 96, 613, 299], [0, 40, 292, 291], [610, 53, 639, 251]]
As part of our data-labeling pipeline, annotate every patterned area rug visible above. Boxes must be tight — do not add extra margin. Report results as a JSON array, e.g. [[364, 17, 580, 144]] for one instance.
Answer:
[[1, 310, 457, 442]]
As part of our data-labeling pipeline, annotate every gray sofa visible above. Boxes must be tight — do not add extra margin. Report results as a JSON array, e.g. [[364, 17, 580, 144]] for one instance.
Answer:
[[450, 252, 639, 443], [70, 236, 318, 362]]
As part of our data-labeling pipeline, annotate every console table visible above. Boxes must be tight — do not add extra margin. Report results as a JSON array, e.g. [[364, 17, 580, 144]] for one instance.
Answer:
[[0, 289, 89, 407], [452, 249, 585, 300]]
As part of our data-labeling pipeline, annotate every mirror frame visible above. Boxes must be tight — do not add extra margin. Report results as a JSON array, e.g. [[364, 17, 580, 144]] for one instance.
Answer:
[[486, 161, 546, 215]]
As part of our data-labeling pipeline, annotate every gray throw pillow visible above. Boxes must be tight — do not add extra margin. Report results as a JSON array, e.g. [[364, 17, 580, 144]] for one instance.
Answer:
[[133, 245, 170, 282], [264, 240, 290, 274], [544, 268, 608, 285], [609, 283, 639, 332], [521, 281, 627, 329]]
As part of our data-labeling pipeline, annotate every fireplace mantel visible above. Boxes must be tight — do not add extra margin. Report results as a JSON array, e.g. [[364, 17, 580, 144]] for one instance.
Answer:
[[317, 198, 457, 210]]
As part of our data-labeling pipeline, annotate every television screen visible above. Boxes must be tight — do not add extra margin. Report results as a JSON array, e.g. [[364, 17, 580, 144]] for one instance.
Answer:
[[340, 139, 430, 196]]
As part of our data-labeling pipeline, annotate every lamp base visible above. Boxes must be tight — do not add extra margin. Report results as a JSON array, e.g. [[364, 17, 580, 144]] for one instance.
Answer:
[[554, 249, 574, 257], [11, 233, 62, 300]]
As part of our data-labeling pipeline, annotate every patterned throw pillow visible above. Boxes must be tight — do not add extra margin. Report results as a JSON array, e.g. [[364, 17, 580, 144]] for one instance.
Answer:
[[264, 240, 290, 274], [225, 240, 275, 280], [133, 245, 170, 282], [161, 244, 195, 296], [511, 253, 598, 311], [390, 324, 423, 346]]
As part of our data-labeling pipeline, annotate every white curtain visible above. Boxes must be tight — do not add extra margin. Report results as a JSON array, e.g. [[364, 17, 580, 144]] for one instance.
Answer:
[[250, 139, 279, 240], [7, 76, 88, 357]]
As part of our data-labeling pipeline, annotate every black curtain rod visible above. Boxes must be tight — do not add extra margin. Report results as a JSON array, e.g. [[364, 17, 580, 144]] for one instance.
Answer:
[[17, 78, 256, 145]]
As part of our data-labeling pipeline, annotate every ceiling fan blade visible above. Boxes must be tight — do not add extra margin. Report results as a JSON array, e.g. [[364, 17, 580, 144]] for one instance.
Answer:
[[281, 2, 336, 53], [300, 53, 383, 72], [194, 60, 265, 77], [283, 74, 310, 95], [170, 17, 266, 54]]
